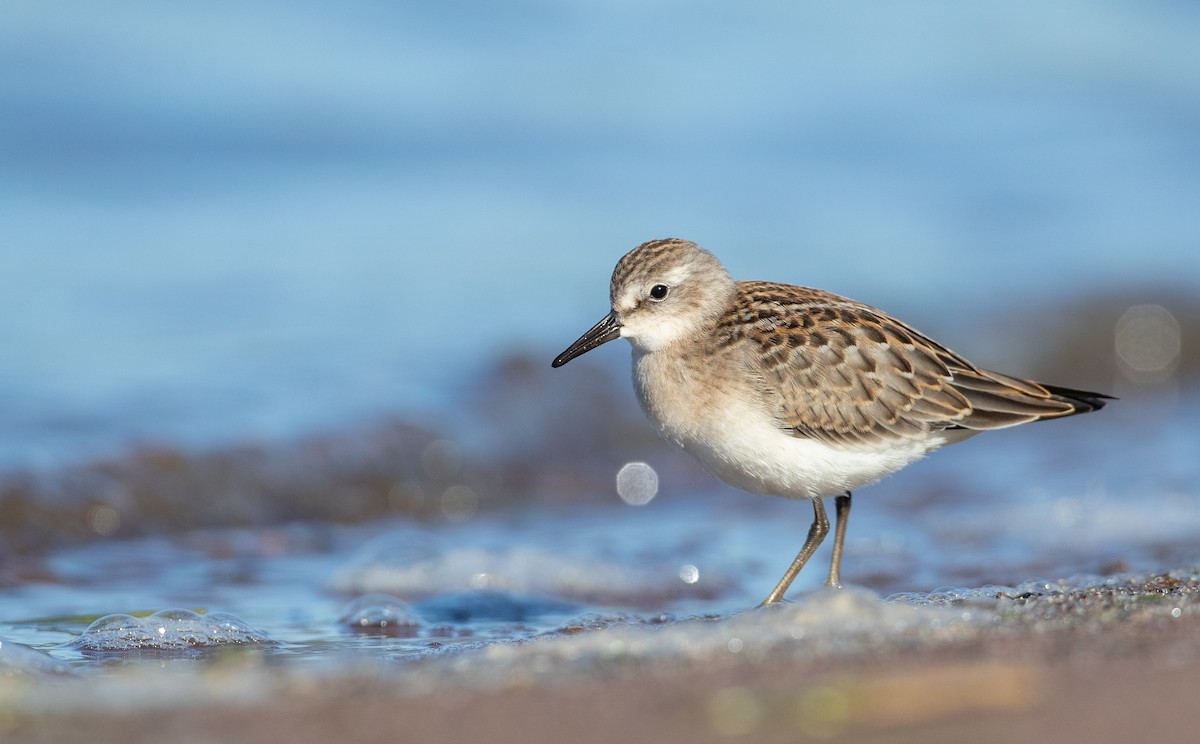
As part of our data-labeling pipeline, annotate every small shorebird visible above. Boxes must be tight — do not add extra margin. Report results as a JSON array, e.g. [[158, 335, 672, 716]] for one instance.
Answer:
[[552, 238, 1110, 605]]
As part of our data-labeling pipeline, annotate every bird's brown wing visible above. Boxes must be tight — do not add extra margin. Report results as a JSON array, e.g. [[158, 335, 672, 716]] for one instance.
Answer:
[[722, 282, 1089, 450]]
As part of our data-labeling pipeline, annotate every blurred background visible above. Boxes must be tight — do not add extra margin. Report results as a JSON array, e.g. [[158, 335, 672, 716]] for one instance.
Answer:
[[1, 1, 1197, 569]]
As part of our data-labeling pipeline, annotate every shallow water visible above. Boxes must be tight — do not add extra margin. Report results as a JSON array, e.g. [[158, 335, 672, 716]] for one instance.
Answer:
[[1, 391, 1196, 681]]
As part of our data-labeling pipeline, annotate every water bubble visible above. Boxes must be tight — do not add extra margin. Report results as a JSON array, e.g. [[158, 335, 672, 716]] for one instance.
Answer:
[[70, 609, 270, 652], [76, 614, 158, 647], [338, 594, 424, 635], [204, 612, 269, 643], [616, 462, 658, 506], [679, 564, 700, 584]]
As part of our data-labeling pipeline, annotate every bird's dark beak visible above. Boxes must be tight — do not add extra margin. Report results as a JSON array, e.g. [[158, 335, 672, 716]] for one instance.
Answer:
[[552, 311, 622, 368]]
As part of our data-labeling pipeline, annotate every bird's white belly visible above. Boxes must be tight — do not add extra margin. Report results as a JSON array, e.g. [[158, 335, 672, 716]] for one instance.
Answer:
[[687, 401, 936, 499], [645, 382, 940, 500]]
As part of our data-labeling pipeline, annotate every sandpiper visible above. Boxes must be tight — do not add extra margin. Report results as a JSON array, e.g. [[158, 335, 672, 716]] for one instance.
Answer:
[[552, 238, 1110, 605]]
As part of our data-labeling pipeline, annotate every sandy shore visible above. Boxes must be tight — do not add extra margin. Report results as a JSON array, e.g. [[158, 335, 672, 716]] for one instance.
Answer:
[[4, 573, 1196, 744]]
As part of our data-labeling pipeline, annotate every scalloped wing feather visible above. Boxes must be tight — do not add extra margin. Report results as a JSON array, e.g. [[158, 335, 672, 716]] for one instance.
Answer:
[[720, 282, 1094, 451]]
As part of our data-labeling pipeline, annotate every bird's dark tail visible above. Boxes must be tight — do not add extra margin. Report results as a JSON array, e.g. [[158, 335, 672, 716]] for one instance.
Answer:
[[1042, 383, 1114, 415], [950, 367, 1114, 431]]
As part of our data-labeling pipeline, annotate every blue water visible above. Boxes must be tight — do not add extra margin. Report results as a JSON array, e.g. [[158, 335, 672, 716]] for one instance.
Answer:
[[3, 0, 1198, 467]]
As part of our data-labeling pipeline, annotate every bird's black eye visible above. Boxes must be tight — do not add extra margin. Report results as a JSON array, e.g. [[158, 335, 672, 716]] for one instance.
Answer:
[[649, 284, 669, 301]]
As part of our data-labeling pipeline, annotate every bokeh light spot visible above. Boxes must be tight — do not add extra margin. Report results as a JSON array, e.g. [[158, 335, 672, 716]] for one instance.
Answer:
[[615, 462, 659, 506], [440, 485, 478, 522], [1115, 304, 1181, 383], [87, 505, 120, 536]]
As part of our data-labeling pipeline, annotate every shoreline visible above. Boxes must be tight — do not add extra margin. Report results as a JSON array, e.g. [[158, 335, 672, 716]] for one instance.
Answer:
[[4, 572, 1196, 744]]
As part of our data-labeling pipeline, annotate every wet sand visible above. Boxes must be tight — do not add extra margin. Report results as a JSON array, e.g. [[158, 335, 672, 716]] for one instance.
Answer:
[[5, 574, 1196, 744]]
